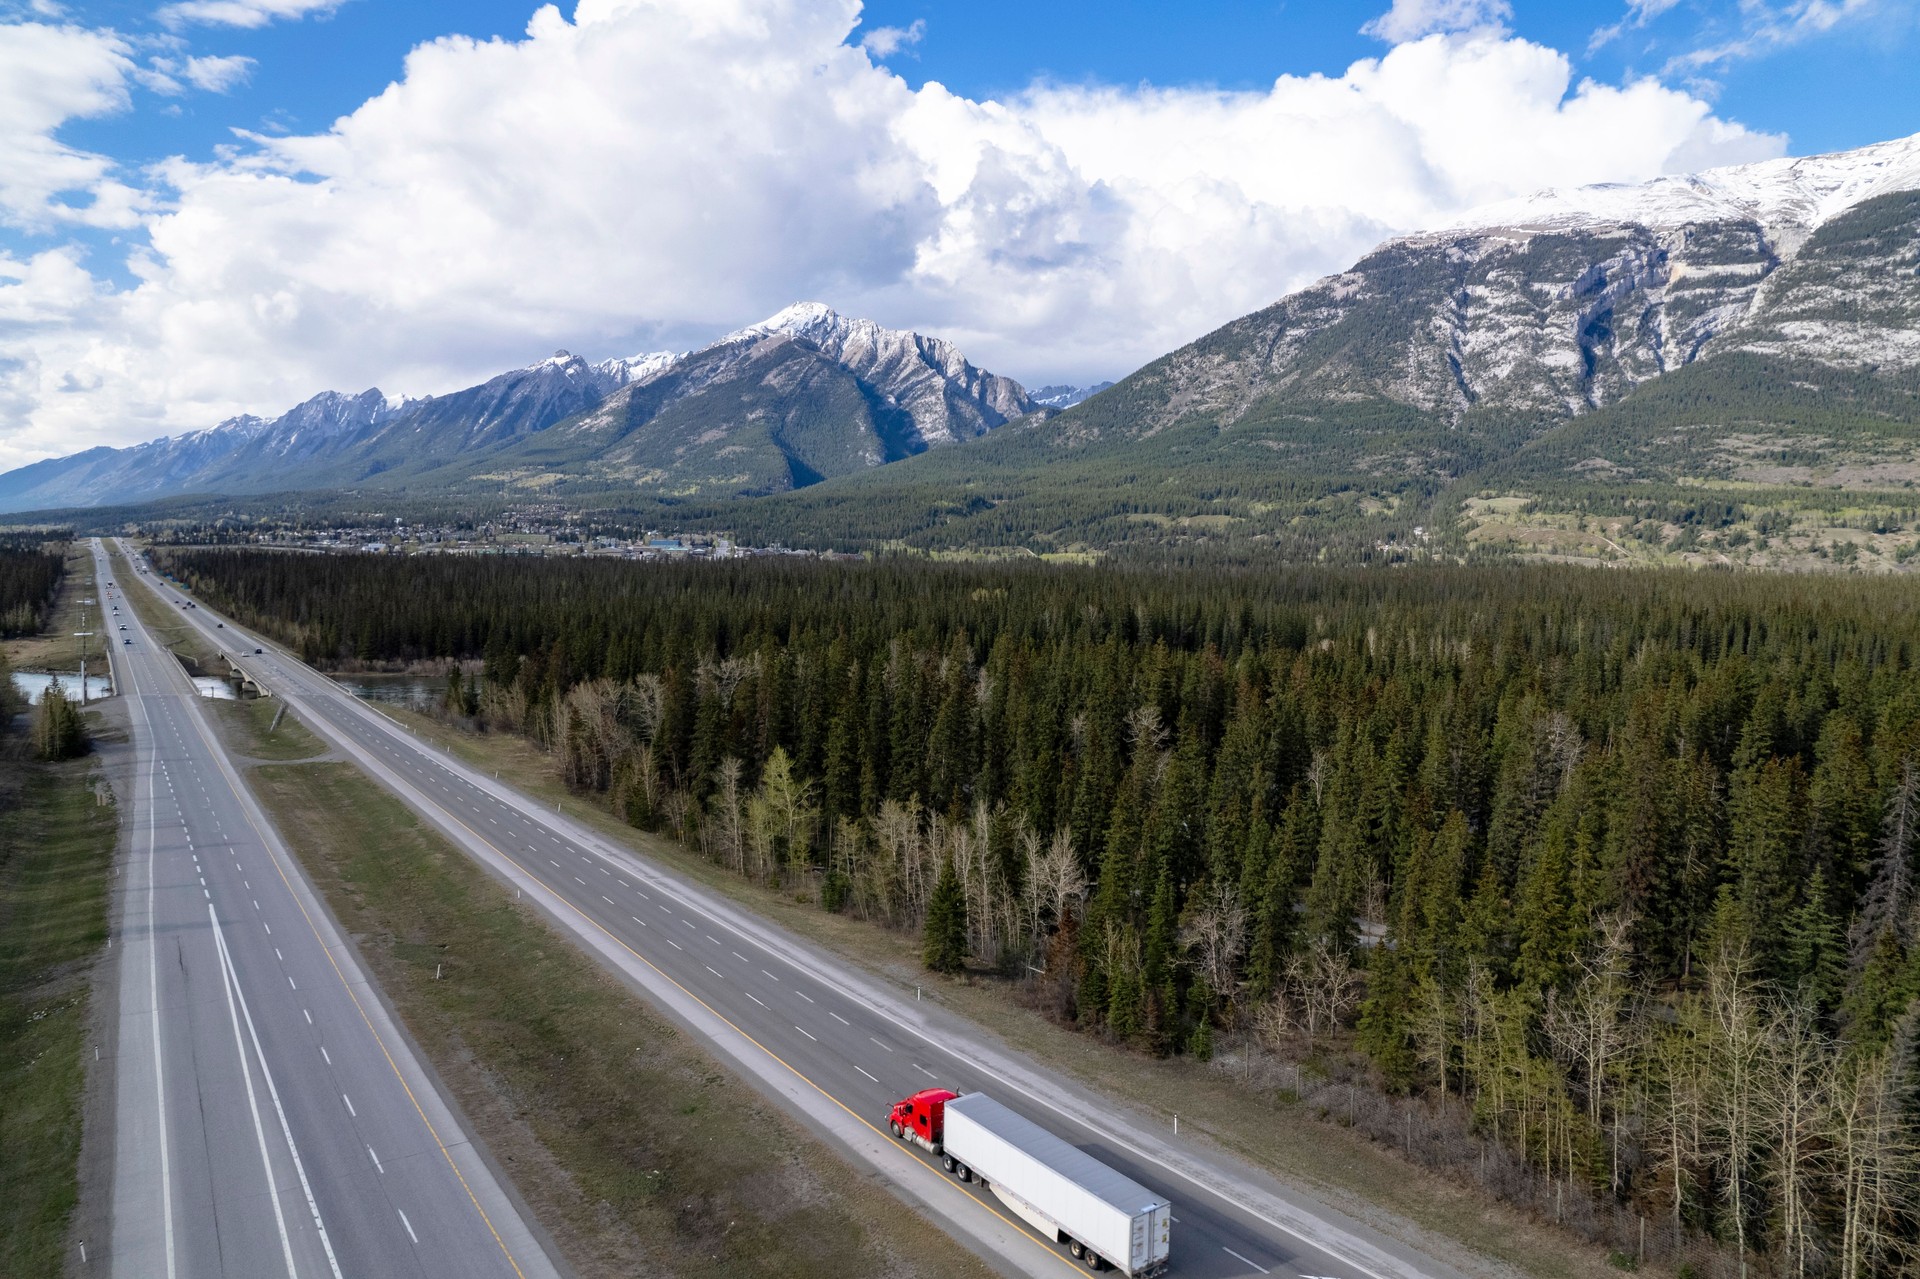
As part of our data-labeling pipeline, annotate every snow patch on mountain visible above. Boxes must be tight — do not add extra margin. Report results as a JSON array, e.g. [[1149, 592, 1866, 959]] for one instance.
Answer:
[[1030, 383, 1114, 410], [1455, 131, 1920, 253], [716, 302, 1034, 446]]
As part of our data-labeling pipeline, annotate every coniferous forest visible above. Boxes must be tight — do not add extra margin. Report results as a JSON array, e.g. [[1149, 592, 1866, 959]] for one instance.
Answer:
[[0, 535, 65, 638], [159, 546, 1920, 1276]]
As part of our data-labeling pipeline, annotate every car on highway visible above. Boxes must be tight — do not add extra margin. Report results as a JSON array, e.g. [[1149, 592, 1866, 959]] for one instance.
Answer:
[[254, 647, 264, 654], [124, 638, 132, 645], [118, 625, 126, 631], [216, 622, 224, 627]]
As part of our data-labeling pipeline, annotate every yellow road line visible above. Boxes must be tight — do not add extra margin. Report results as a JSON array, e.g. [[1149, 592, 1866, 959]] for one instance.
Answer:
[[368, 741, 1084, 1276]]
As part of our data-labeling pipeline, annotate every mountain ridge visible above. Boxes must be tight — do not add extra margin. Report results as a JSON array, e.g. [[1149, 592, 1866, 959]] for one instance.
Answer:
[[9, 132, 1920, 571], [0, 307, 1040, 513]]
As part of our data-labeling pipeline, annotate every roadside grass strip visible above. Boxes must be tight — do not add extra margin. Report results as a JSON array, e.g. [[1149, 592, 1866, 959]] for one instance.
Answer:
[[0, 761, 118, 1276], [249, 760, 992, 1279]]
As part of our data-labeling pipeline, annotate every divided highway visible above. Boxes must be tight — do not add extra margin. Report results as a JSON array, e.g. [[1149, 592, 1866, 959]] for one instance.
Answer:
[[96, 540, 558, 1279], [129, 542, 1462, 1279]]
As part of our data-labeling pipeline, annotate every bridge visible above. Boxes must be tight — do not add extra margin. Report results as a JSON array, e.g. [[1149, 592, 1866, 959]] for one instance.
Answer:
[[215, 650, 273, 698]]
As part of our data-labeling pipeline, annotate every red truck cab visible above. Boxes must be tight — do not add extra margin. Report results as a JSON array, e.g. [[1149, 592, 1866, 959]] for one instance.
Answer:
[[888, 1088, 956, 1153]]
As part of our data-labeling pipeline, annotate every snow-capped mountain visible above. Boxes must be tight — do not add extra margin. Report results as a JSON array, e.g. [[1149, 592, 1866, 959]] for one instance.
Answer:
[[490, 304, 1038, 494], [0, 308, 1037, 511], [714, 302, 1032, 445], [1041, 131, 1920, 457], [0, 349, 659, 513], [1456, 132, 1920, 255]]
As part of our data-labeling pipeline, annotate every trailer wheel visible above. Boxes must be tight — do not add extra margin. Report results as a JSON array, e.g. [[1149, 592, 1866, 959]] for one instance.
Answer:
[[956, 1163, 973, 1183], [1068, 1240, 1085, 1259], [942, 1155, 956, 1173], [890, 1121, 904, 1139], [1082, 1250, 1104, 1271]]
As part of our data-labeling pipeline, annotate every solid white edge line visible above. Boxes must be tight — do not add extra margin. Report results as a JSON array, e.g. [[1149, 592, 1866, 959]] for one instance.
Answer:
[[164, 564, 1397, 1279], [211, 903, 345, 1278], [123, 566, 178, 1279], [207, 902, 300, 1279]]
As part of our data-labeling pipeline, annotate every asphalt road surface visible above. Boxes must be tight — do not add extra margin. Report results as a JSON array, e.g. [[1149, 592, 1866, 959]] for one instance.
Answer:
[[132, 542, 1463, 1279], [97, 541, 559, 1279]]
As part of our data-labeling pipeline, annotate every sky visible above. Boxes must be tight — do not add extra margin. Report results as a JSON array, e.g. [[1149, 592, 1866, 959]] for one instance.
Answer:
[[1, 0, 1916, 470]]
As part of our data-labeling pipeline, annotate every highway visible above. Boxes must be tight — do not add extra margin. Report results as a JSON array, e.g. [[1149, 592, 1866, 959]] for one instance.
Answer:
[[131, 541, 1465, 1279], [96, 540, 559, 1279]]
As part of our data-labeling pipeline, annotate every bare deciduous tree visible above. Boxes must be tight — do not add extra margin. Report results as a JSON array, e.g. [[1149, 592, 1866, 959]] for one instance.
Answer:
[[1410, 974, 1458, 1100], [1024, 828, 1086, 943], [1545, 912, 1636, 1194], [1758, 1000, 1831, 1279], [711, 756, 746, 874], [1179, 881, 1249, 1017], [1704, 938, 1764, 1276], [1279, 937, 1361, 1042], [628, 672, 666, 744], [1829, 1010, 1920, 1279]]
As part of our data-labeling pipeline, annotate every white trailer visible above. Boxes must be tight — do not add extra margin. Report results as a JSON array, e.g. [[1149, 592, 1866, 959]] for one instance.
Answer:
[[941, 1092, 1172, 1275]]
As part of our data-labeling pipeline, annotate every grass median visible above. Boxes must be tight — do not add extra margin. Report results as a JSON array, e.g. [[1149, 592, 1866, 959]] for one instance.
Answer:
[[373, 707, 1625, 1279], [207, 696, 324, 762], [0, 754, 118, 1276], [245, 758, 992, 1279], [110, 543, 221, 671]]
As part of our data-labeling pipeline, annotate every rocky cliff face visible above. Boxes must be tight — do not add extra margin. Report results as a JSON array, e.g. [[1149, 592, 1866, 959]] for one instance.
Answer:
[[493, 303, 1039, 495], [1058, 133, 1920, 455], [723, 303, 1034, 446]]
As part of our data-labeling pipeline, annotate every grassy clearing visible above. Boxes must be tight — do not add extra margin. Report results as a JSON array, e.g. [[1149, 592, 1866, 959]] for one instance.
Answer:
[[207, 696, 324, 762], [245, 758, 992, 1279], [1462, 490, 1920, 573], [376, 707, 1630, 1279], [3, 543, 97, 675], [0, 752, 118, 1277]]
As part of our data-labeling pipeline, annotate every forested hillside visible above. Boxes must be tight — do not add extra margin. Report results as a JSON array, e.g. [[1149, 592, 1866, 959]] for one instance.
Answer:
[[161, 547, 1920, 1275]]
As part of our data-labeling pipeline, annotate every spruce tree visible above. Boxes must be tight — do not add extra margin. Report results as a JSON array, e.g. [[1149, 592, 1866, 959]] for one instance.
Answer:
[[1781, 869, 1845, 1013], [32, 684, 88, 761], [922, 856, 968, 974]]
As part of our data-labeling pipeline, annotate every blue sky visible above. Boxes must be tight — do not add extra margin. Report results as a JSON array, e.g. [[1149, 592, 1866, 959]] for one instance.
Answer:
[[2, 0, 1916, 467], [46, 0, 1920, 176], [861, 0, 1918, 156]]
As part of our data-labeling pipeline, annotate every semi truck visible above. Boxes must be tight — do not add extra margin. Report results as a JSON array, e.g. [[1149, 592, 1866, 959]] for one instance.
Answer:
[[888, 1089, 1172, 1275]]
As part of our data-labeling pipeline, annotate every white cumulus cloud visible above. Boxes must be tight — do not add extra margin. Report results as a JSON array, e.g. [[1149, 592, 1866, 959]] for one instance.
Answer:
[[1672, 0, 1883, 68], [1362, 0, 1512, 43], [860, 17, 924, 57], [0, 21, 143, 231], [156, 0, 341, 31], [0, 0, 1789, 472]]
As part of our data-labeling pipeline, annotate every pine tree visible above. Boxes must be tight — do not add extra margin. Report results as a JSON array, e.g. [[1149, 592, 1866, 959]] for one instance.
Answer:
[[32, 684, 88, 761], [1780, 870, 1845, 1014], [1514, 823, 1576, 992], [922, 856, 969, 974], [1358, 945, 1416, 1090]]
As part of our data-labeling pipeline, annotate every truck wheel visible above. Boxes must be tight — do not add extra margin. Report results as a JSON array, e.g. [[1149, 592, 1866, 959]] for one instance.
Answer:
[[1082, 1251, 1103, 1271], [1068, 1240, 1085, 1259], [957, 1163, 973, 1183], [942, 1155, 956, 1173], [890, 1121, 904, 1139]]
